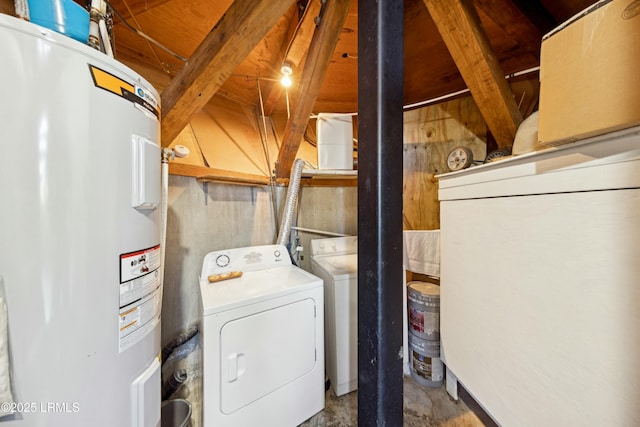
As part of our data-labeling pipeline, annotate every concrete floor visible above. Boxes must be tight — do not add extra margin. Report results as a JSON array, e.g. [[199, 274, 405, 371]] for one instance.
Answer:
[[165, 335, 488, 427], [299, 375, 487, 427]]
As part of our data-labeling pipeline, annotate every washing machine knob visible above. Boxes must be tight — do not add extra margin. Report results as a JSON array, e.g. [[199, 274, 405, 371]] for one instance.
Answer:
[[274, 250, 281, 258]]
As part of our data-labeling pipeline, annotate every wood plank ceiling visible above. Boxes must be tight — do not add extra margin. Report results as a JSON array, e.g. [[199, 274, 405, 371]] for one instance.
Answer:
[[107, 0, 597, 172]]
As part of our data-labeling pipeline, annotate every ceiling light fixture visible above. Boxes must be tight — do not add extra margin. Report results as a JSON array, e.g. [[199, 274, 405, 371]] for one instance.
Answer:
[[280, 62, 293, 87]]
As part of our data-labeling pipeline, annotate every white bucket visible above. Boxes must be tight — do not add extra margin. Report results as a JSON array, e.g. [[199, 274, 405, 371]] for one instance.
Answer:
[[409, 334, 443, 388], [407, 281, 440, 341]]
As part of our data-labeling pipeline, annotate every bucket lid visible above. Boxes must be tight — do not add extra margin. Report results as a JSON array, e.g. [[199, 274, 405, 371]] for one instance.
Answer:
[[408, 281, 440, 296]]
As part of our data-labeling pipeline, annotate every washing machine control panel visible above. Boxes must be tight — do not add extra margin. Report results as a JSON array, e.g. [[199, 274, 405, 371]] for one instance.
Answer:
[[310, 236, 357, 256], [201, 245, 290, 278]]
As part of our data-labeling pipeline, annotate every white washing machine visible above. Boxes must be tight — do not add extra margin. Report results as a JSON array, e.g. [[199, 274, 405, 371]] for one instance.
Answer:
[[310, 236, 358, 396], [199, 244, 324, 427]]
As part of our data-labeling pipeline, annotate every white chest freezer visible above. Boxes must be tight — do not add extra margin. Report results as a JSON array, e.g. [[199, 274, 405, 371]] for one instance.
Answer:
[[438, 127, 640, 427]]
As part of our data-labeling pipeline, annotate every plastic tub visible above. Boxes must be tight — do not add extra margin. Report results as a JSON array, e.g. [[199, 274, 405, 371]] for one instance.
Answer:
[[27, 0, 90, 43]]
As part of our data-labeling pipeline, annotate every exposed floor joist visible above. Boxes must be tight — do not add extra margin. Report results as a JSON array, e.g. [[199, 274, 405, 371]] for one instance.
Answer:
[[275, 0, 352, 178], [423, 0, 523, 148], [160, 0, 296, 146]]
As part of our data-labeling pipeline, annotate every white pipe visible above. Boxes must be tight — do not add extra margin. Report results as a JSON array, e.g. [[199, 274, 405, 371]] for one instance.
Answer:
[[13, 0, 29, 20], [159, 150, 170, 317], [98, 19, 113, 57], [290, 226, 350, 238], [276, 158, 305, 246], [88, 0, 101, 49]]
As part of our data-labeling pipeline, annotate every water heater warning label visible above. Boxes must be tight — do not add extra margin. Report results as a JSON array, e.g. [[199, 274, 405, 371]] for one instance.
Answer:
[[120, 245, 161, 284], [119, 288, 161, 352], [119, 245, 162, 352]]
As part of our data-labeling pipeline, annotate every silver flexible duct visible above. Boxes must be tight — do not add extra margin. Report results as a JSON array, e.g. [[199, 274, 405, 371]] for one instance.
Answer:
[[276, 158, 305, 246]]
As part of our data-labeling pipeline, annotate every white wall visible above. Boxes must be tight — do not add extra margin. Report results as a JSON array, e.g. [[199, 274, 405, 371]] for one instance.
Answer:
[[293, 186, 358, 271], [162, 176, 357, 346], [162, 176, 276, 346]]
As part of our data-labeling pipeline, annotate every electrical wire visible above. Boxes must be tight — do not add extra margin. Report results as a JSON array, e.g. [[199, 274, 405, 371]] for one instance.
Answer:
[[256, 79, 273, 176], [104, 0, 187, 62], [257, 79, 280, 239]]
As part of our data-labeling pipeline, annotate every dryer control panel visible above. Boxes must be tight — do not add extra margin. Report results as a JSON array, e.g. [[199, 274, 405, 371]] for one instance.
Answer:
[[201, 245, 290, 278]]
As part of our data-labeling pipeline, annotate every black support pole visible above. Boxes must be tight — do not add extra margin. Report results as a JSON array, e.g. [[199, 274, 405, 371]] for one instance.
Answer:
[[357, 0, 404, 425]]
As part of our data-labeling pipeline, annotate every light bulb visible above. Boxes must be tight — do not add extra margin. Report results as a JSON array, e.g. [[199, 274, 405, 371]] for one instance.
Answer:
[[280, 75, 292, 87], [280, 62, 293, 87]]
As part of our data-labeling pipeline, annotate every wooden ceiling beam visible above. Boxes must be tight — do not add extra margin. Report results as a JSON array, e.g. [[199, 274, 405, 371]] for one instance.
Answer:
[[160, 0, 297, 146], [423, 0, 523, 148], [284, 0, 324, 69], [262, 0, 323, 116], [275, 0, 352, 178], [260, 4, 302, 117]]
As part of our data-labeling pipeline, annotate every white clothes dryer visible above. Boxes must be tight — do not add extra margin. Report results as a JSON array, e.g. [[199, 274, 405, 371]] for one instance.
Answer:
[[310, 236, 358, 396], [199, 245, 324, 426]]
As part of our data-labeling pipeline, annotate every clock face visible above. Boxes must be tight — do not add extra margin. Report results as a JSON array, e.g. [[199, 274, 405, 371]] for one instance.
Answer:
[[447, 146, 473, 171]]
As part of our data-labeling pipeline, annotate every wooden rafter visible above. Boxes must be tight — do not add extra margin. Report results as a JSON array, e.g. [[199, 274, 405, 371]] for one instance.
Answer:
[[263, 0, 323, 115], [160, 0, 296, 146], [275, 0, 352, 178], [259, 4, 301, 117], [284, 0, 324, 69], [423, 0, 523, 148]]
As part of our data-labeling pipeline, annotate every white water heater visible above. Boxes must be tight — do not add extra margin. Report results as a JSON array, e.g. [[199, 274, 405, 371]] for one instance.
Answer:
[[0, 14, 162, 426]]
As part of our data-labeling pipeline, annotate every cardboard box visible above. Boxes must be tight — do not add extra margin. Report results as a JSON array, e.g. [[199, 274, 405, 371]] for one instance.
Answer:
[[538, 0, 640, 146]]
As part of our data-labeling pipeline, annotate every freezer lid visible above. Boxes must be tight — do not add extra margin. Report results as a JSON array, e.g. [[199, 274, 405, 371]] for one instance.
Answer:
[[438, 126, 640, 200]]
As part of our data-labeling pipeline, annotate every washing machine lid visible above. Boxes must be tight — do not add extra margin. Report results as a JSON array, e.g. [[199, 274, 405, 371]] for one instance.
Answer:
[[312, 253, 357, 280], [199, 245, 322, 316]]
